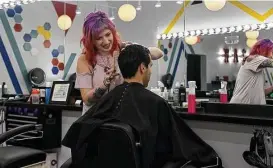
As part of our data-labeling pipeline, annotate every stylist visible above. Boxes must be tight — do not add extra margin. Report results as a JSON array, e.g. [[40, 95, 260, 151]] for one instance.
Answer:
[[230, 39, 273, 105], [75, 11, 163, 114]]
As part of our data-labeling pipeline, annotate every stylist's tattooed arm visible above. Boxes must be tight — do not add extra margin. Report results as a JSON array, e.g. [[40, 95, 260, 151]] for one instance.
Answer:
[[258, 59, 273, 68]]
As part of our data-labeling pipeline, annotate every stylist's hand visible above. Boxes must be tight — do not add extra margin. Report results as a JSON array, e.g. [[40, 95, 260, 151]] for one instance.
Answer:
[[120, 41, 134, 50], [103, 68, 120, 87]]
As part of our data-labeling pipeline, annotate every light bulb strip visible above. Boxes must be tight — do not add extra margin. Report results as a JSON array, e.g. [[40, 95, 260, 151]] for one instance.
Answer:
[[0, 0, 39, 9], [157, 22, 273, 40]]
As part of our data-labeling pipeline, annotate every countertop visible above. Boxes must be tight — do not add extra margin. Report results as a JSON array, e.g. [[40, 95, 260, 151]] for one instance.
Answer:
[[2, 100, 273, 126]]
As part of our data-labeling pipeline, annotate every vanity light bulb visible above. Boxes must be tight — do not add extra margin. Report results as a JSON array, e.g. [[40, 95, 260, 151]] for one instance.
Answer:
[[215, 28, 221, 34], [259, 23, 266, 29], [229, 26, 235, 32], [161, 34, 167, 39], [196, 30, 201, 35], [235, 26, 243, 32], [202, 29, 208, 35], [251, 24, 258, 30], [172, 33, 178, 38], [243, 25, 251, 31], [156, 34, 161, 40], [267, 23, 273, 29], [178, 32, 184, 37], [209, 29, 214, 34], [167, 34, 173, 39], [221, 27, 227, 33], [184, 31, 190, 37], [190, 31, 196, 36]]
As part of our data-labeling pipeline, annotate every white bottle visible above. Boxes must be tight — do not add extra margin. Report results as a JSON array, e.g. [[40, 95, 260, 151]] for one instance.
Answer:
[[0, 85, 7, 98], [163, 87, 168, 100]]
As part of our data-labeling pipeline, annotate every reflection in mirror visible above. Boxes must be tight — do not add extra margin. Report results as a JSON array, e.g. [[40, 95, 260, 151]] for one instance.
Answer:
[[193, 28, 273, 93], [159, 24, 273, 94]]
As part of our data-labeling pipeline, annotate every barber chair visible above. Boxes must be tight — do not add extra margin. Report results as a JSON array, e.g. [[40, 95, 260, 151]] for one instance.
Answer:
[[61, 122, 222, 168], [0, 124, 46, 168]]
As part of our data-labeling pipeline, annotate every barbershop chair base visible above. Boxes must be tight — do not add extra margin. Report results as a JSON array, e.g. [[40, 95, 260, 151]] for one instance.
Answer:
[[0, 146, 46, 168]]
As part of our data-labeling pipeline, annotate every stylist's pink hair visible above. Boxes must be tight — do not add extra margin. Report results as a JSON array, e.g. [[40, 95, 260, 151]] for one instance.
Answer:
[[249, 39, 273, 57], [81, 11, 121, 66], [243, 39, 273, 64]]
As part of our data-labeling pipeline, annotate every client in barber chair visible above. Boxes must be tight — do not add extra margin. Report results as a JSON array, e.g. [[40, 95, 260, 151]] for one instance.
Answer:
[[62, 44, 222, 168]]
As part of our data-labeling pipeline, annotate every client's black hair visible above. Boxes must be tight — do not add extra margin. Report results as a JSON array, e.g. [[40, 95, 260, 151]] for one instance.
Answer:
[[118, 44, 151, 79]]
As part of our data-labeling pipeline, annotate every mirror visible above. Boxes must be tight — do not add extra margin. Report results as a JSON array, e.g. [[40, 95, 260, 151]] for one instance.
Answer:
[[158, 23, 273, 92], [186, 27, 273, 92]]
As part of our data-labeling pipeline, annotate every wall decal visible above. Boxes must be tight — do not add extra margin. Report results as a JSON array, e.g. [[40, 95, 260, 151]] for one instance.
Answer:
[[36, 23, 52, 45], [0, 10, 31, 92], [58, 62, 64, 70], [37, 26, 44, 35], [51, 49, 59, 57], [23, 33, 31, 42], [166, 38, 179, 74], [14, 24, 22, 32], [6, 9, 15, 17], [168, 41, 173, 48], [50, 48, 65, 75], [52, 58, 59, 66], [58, 45, 64, 54], [14, 5, 23, 14], [163, 55, 168, 61], [52, 66, 59, 75], [62, 53, 77, 80], [160, 44, 164, 51], [30, 30, 38, 38], [23, 43, 31, 51], [44, 22, 51, 30], [43, 40, 51, 48], [0, 35, 23, 94], [172, 40, 184, 80], [14, 14, 22, 23], [7, 5, 24, 33]]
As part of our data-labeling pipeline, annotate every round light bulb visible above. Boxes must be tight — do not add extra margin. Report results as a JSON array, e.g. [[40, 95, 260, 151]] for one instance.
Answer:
[[204, 0, 226, 11], [57, 15, 72, 30], [245, 31, 259, 39], [185, 36, 198, 45], [246, 39, 257, 48], [118, 4, 136, 22]]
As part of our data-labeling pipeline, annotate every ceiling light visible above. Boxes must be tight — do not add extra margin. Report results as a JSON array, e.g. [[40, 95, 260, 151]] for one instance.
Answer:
[[76, 7, 81, 15], [136, 0, 141, 11], [176, 0, 183, 4], [155, 1, 161, 8], [118, 4, 136, 22], [204, 0, 226, 11]]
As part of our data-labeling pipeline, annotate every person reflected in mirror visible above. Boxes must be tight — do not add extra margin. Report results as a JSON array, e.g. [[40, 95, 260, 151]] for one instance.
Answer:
[[230, 39, 273, 104]]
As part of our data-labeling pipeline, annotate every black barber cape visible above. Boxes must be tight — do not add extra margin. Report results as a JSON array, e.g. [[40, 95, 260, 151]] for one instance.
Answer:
[[62, 82, 220, 168]]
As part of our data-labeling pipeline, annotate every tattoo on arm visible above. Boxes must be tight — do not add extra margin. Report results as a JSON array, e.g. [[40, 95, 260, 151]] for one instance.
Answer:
[[93, 87, 107, 99], [258, 59, 273, 68]]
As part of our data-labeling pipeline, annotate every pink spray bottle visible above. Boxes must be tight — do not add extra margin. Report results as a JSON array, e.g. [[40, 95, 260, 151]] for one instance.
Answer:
[[220, 81, 228, 103], [188, 81, 196, 114]]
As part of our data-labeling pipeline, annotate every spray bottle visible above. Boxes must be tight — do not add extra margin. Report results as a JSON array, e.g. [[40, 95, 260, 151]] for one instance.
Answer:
[[220, 81, 228, 103], [173, 82, 181, 106], [188, 81, 196, 114]]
